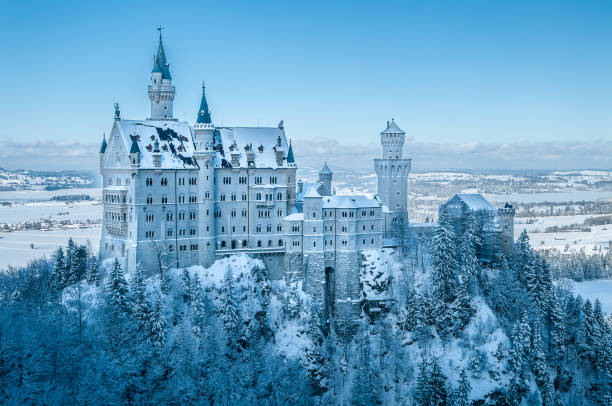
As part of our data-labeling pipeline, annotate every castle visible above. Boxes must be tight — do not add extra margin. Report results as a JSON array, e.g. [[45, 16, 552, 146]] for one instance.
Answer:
[[99, 32, 513, 328]]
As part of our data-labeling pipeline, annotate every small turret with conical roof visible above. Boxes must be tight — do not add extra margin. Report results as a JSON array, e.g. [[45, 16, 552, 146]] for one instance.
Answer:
[[99, 133, 107, 154], [287, 139, 295, 164], [319, 162, 333, 194], [148, 26, 176, 120], [196, 82, 212, 124]]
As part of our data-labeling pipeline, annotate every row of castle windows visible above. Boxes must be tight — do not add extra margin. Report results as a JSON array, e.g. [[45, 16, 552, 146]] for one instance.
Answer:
[[105, 211, 126, 222], [105, 194, 127, 204], [108, 178, 130, 186], [145, 177, 197, 187]]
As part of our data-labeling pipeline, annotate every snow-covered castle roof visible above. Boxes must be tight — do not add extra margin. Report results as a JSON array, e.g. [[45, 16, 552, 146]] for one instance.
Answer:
[[214, 126, 290, 168], [115, 120, 198, 169]]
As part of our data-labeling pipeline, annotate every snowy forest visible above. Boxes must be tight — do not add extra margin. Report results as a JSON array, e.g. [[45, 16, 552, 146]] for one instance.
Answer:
[[1, 211, 611, 405]]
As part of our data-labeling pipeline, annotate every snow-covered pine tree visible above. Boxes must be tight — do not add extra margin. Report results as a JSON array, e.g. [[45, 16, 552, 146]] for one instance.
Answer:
[[68, 244, 88, 285], [510, 230, 532, 288], [430, 208, 458, 304], [508, 310, 532, 404], [530, 320, 551, 396], [548, 289, 565, 362], [451, 278, 475, 337], [428, 358, 448, 405], [219, 267, 242, 356], [459, 214, 480, 293], [580, 299, 597, 367], [65, 238, 76, 280], [86, 254, 100, 286], [106, 258, 130, 312], [593, 299, 611, 373], [181, 268, 192, 304], [351, 331, 381, 406], [149, 296, 167, 349], [189, 273, 206, 338], [454, 368, 471, 406], [130, 263, 150, 329], [303, 303, 330, 395], [52, 246, 67, 292], [415, 359, 431, 406]]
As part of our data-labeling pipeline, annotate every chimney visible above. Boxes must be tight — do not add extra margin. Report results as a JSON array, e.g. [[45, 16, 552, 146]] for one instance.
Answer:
[[231, 152, 240, 167]]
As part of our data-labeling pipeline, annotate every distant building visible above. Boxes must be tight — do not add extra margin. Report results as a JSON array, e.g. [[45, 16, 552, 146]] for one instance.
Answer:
[[439, 194, 515, 266]]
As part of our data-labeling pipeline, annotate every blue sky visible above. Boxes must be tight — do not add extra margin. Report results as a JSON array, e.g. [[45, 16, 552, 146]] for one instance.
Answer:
[[0, 0, 611, 169]]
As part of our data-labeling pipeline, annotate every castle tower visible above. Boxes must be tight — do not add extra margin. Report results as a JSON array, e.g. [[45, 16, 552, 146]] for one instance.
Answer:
[[318, 162, 333, 195], [374, 119, 411, 241], [193, 83, 216, 266], [148, 28, 176, 120], [498, 202, 515, 257]]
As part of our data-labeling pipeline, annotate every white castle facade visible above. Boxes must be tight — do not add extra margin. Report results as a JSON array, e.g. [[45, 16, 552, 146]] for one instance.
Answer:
[[100, 33, 512, 328]]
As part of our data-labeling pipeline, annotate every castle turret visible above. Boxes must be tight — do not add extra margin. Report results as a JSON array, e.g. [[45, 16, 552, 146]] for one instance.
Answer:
[[319, 162, 333, 195], [374, 119, 411, 242], [148, 28, 175, 120], [129, 135, 140, 168], [499, 202, 515, 257]]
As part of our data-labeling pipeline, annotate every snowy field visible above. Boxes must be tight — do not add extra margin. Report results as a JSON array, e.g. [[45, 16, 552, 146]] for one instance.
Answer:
[[516, 215, 612, 252], [485, 190, 612, 204], [0, 187, 101, 202], [0, 200, 102, 223], [0, 226, 101, 270], [561, 279, 612, 315]]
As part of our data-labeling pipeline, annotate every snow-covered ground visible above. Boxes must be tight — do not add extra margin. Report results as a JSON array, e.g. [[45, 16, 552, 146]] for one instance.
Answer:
[[562, 279, 612, 315], [485, 191, 612, 205], [0, 226, 101, 270], [516, 215, 612, 252], [0, 200, 102, 223], [0, 187, 101, 202]]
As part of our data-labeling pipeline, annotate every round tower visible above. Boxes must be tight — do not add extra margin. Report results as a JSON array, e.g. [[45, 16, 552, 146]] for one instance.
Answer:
[[318, 162, 333, 195], [374, 119, 411, 242], [148, 28, 176, 120], [498, 202, 516, 257]]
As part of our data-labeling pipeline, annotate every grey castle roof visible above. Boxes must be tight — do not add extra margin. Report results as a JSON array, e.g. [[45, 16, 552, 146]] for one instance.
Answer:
[[380, 119, 404, 134], [319, 162, 332, 175]]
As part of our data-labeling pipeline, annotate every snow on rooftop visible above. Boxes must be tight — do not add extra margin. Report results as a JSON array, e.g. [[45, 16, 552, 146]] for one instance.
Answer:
[[454, 193, 497, 212], [380, 119, 405, 134], [284, 213, 304, 221], [215, 127, 288, 169], [116, 120, 198, 169], [322, 195, 380, 209]]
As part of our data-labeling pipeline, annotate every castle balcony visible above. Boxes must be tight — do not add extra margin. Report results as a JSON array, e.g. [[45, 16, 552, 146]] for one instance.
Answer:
[[255, 201, 276, 208], [215, 246, 285, 257]]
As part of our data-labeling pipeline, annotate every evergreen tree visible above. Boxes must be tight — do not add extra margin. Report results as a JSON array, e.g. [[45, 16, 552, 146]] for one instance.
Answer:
[[149, 296, 167, 348], [428, 358, 448, 406], [548, 289, 565, 362], [190, 273, 206, 338], [530, 320, 550, 394], [86, 255, 100, 286], [65, 238, 76, 280], [220, 267, 242, 356], [508, 311, 531, 404], [430, 209, 458, 303], [415, 359, 431, 406], [459, 214, 480, 293], [67, 244, 88, 285], [52, 247, 67, 292], [454, 368, 471, 406], [130, 263, 150, 329], [451, 278, 475, 336], [181, 268, 192, 304], [106, 258, 129, 312], [351, 332, 380, 406], [510, 230, 532, 287], [581, 299, 597, 366]]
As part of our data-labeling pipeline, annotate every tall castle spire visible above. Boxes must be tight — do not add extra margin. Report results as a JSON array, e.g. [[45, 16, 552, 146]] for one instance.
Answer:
[[148, 26, 176, 120], [196, 82, 212, 124]]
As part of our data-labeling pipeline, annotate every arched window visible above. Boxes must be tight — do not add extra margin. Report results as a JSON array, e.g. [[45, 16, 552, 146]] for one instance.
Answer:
[[278, 240, 283, 247], [257, 240, 262, 248]]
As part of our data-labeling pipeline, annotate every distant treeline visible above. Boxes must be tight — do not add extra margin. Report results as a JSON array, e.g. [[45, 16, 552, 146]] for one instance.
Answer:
[[51, 194, 93, 201]]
